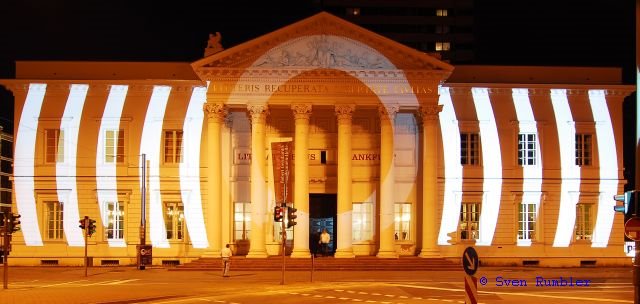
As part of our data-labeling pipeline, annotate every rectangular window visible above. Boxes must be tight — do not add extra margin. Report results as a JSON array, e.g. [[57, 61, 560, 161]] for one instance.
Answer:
[[394, 203, 411, 241], [45, 201, 64, 240], [460, 203, 480, 240], [460, 133, 480, 165], [518, 133, 537, 166], [575, 134, 593, 166], [105, 130, 125, 163], [353, 202, 373, 241], [518, 203, 536, 241], [234, 202, 251, 241], [435, 42, 451, 51], [436, 9, 448, 16], [575, 203, 593, 241], [164, 202, 185, 240], [164, 130, 183, 164], [346, 7, 360, 16], [106, 201, 125, 240], [45, 129, 64, 163], [435, 25, 450, 34]]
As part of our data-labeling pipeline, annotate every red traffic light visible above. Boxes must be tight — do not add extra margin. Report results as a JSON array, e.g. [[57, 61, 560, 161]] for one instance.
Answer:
[[274, 206, 283, 222]]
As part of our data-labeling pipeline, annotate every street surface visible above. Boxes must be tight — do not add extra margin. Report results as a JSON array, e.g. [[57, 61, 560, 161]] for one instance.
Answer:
[[0, 265, 633, 303]]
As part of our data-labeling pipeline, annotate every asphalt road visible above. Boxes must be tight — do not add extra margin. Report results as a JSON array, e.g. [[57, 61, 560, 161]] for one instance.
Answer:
[[0, 266, 633, 303]]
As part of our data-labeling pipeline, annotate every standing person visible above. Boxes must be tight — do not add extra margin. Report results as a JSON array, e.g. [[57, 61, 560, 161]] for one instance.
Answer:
[[320, 228, 331, 257], [311, 229, 321, 257], [221, 244, 232, 277]]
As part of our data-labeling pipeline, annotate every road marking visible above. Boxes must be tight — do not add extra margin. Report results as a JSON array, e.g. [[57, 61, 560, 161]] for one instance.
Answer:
[[39, 280, 88, 288], [326, 296, 336, 299], [390, 283, 633, 303]]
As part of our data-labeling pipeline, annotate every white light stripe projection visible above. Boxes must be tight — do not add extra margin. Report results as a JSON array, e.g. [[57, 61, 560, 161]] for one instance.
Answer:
[[14, 83, 47, 246], [179, 86, 209, 248], [512, 89, 543, 247], [96, 85, 128, 247], [57, 84, 89, 246], [550, 89, 580, 247], [471, 87, 502, 246], [140, 86, 172, 248], [437, 86, 463, 245], [588, 90, 617, 247]]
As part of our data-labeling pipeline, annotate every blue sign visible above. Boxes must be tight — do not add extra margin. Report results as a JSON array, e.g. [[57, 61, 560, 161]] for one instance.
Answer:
[[462, 246, 479, 276]]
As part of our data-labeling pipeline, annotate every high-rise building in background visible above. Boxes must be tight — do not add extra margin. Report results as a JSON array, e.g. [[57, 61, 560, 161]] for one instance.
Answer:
[[319, 0, 474, 63]]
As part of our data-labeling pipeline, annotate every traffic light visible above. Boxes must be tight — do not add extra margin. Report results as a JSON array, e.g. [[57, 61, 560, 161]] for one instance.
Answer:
[[446, 231, 457, 245], [9, 213, 21, 233], [287, 207, 297, 228], [79, 216, 87, 230], [274, 206, 283, 222], [87, 218, 97, 237], [614, 190, 637, 223]]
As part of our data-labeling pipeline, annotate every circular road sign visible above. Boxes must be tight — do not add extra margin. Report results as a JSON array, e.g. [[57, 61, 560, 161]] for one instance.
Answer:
[[462, 246, 479, 276], [625, 218, 640, 241]]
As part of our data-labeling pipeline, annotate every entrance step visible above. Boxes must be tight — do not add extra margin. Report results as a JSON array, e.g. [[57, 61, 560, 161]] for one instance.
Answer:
[[171, 256, 459, 271]]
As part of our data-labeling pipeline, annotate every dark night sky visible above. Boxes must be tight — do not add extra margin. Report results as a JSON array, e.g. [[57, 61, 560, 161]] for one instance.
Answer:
[[0, 0, 635, 127]]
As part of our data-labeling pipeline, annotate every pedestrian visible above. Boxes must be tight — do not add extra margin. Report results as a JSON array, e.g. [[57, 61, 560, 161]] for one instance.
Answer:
[[311, 229, 321, 257], [320, 228, 330, 257], [221, 244, 232, 277]]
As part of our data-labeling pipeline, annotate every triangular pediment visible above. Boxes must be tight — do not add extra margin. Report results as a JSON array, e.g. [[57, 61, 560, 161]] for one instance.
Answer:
[[192, 12, 453, 73]]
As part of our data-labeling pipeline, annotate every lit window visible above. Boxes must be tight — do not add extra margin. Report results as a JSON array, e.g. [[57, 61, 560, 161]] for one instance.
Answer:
[[460, 133, 480, 165], [436, 9, 448, 16], [394, 203, 411, 241], [353, 202, 373, 241], [460, 202, 480, 240], [575, 134, 593, 166], [518, 133, 537, 166], [45, 129, 64, 163], [164, 202, 185, 240], [45, 201, 64, 240], [346, 7, 360, 16], [106, 201, 125, 240], [234, 202, 251, 241], [105, 129, 125, 163], [435, 42, 451, 51], [164, 130, 183, 164], [575, 203, 593, 241], [518, 203, 536, 241]]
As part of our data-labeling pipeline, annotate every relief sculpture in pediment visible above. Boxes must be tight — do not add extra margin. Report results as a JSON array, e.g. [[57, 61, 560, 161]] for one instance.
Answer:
[[253, 35, 393, 70]]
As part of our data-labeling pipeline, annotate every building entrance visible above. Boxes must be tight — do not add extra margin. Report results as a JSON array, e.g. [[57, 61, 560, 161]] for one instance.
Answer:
[[309, 193, 337, 256]]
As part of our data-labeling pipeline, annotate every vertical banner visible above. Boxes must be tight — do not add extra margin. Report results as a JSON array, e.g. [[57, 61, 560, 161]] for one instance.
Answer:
[[271, 141, 293, 206]]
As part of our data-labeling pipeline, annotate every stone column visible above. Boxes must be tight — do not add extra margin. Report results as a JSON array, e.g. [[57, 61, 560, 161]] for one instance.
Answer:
[[203, 103, 226, 257], [334, 104, 356, 258], [291, 104, 312, 258], [418, 104, 443, 258], [377, 105, 399, 258], [246, 104, 269, 258]]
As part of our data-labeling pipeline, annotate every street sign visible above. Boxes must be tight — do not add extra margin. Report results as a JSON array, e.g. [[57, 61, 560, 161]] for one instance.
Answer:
[[624, 217, 640, 241], [462, 246, 479, 276]]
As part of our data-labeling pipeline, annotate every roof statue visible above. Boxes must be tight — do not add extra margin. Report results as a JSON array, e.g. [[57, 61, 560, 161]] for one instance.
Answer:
[[204, 32, 224, 57]]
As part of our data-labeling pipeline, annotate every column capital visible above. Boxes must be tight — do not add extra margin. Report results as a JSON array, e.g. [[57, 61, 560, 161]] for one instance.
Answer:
[[247, 104, 269, 123], [419, 104, 443, 122], [335, 104, 355, 123], [203, 103, 227, 122], [378, 104, 399, 121], [291, 104, 312, 120]]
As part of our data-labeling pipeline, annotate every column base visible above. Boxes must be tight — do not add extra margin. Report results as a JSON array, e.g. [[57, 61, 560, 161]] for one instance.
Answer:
[[334, 249, 355, 258], [201, 250, 222, 258], [291, 248, 311, 258], [376, 250, 399, 259], [418, 248, 441, 258], [246, 250, 269, 258]]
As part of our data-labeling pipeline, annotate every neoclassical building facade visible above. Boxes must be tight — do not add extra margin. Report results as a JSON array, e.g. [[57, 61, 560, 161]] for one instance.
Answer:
[[1, 13, 635, 266]]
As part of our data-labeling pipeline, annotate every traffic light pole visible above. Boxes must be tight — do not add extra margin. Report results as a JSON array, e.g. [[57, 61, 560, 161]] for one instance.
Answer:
[[635, 239, 640, 304], [84, 218, 88, 277], [3, 211, 9, 289], [281, 205, 286, 285]]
